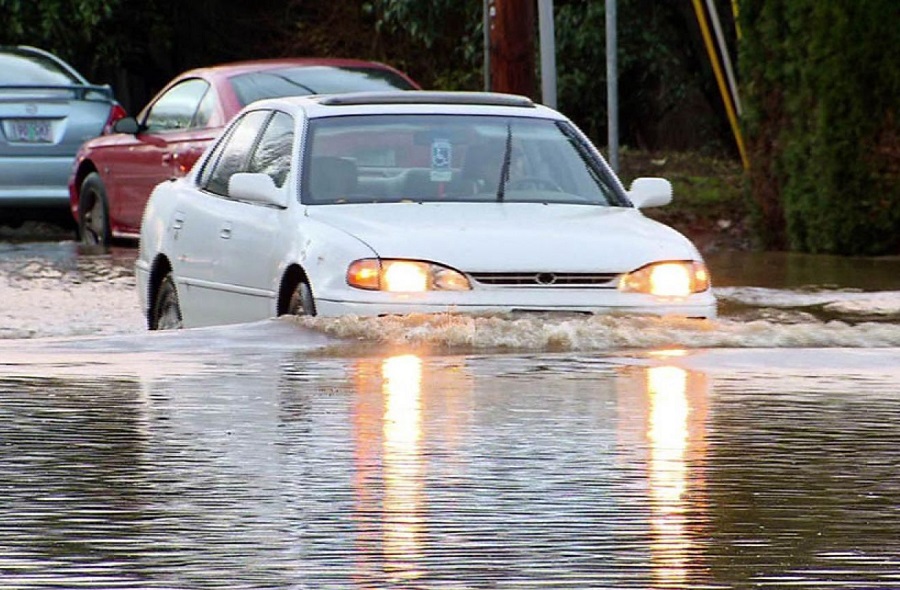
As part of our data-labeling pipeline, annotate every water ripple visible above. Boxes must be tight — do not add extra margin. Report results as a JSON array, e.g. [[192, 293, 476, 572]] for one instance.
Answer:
[[2, 352, 898, 588]]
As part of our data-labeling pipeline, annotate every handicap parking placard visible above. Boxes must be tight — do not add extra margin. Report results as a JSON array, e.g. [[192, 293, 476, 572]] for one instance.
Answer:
[[431, 139, 452, 182]]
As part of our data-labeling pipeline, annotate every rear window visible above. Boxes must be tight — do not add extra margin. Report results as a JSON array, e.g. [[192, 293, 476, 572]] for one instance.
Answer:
[[0, 49, 82, 86], [230, 66, 416, 106]]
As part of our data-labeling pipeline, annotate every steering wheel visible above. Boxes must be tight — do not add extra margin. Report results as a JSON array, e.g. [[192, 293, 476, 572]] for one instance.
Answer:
[[506, 177, 563, 192]]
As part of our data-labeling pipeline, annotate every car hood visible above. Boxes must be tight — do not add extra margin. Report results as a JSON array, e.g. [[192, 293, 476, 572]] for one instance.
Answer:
[[306, 203, 702, 272]]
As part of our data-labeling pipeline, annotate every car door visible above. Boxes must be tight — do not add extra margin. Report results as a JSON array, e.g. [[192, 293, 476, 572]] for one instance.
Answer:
[[173, 109, 274, 326], [212, 110, 296, 322], [108, 78, 217, 232]]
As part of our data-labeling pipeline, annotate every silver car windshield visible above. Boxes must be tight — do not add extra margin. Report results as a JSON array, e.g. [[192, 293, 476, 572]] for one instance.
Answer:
[[302, 114, 629, 206]]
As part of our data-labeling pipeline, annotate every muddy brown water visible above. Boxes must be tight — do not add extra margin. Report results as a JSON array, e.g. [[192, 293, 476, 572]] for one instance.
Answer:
[[2, 239, 900, 588]]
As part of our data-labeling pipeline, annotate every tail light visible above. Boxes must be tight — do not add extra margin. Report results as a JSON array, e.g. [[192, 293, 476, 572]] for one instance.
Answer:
[[102, 103, 128, 135]]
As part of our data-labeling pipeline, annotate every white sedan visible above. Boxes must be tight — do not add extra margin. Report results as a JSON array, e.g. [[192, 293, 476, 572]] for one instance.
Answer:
[[136, 91, 716, 329]]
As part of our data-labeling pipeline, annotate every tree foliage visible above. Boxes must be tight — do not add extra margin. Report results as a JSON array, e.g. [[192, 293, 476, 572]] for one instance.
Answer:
[[367, 0, 731, 152], [555, 0, 731, 151], [1, 0, 305, 110], [363, 0, 484, 90], [0, 0, 121, 69], [6, 0, 894, 254], [0, 0, 731, 151], [741, 1, 900, 254]]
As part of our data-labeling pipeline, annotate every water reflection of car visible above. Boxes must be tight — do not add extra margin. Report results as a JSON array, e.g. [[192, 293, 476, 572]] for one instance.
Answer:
[[69, 58, 419, 246], [0, 46, 126, 229], [136, 91, 717, 329]]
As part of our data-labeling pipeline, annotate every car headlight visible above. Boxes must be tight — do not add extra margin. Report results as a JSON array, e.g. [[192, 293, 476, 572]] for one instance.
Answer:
[[619, 261, 710, 296], [347, 259, 471, 292]]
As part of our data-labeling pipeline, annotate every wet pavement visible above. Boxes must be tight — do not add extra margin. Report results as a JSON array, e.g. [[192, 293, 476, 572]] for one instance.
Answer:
[[2, 238, 900, 588]]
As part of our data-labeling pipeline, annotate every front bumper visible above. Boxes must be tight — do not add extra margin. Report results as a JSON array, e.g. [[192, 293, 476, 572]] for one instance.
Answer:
[[314, 288, 717, 319]]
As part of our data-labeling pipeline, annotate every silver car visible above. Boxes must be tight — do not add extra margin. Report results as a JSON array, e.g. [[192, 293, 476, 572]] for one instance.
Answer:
[[0, 46, 124, 227]]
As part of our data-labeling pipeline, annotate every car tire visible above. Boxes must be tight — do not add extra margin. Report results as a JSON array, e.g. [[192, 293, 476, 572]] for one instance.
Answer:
[[150, 273, 183, 330], [288, 280, 317, 316], [78, 172, 111, 247]]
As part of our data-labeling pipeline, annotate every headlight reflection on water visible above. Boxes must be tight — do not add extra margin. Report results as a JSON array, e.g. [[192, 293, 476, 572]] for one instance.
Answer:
[[352, 350, 710, 585], [381, 354, 425, 581], [647, 363, 695, 587]]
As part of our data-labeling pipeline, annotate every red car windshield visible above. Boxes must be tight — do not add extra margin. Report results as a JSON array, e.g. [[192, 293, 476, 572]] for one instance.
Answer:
[[230, 66, 416, 106]]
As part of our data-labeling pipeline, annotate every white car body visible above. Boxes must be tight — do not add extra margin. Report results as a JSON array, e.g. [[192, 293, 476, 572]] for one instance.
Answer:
[[136, 91, 716, 329]]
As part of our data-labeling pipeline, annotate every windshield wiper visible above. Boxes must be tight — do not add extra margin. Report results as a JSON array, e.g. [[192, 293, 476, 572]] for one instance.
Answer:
[[496, 123, 512, 202]]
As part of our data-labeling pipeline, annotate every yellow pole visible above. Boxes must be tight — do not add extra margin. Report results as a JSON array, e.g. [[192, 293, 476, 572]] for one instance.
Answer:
[[692, 0, 749, 169]]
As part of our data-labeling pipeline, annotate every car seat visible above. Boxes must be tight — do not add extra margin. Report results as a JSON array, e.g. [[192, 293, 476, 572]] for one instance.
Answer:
[[308, 156, 358, 203]]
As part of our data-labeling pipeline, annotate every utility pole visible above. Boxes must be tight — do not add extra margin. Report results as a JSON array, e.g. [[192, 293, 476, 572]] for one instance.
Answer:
[[537, 0, 557, 108], [606, 0, 619, 173], [483, 0, 492, 91], [489, 0, 536, 99]]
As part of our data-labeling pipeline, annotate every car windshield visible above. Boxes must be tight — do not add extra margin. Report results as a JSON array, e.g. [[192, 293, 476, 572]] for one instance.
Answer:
[[0, 49, 82, 86], [302, 114, 628, 206], [230, 66, 416, 106]]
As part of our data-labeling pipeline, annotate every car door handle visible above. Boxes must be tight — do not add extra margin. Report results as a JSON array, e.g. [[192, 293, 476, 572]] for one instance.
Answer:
[[219, 222, 232, 240], [172, 213, 184, 230]]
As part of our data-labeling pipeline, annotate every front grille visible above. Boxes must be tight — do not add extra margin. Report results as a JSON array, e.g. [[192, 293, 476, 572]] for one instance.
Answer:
[[468, 271, 620, 288]]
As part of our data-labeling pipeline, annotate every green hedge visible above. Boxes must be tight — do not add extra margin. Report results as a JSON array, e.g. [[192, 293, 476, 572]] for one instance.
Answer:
[[741, 1, 900, 254]]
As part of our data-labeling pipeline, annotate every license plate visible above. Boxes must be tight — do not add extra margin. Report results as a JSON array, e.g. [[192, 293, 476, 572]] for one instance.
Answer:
[[7, 119, 53, 143]]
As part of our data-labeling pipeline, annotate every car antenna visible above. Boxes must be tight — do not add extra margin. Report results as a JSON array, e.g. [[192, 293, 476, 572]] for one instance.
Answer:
[[497, 123, 512, 202]]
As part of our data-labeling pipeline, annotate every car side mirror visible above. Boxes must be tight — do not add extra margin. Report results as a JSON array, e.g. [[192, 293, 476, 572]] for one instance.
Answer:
[[112, 116, 141, 134], [627, 177, 672, 209], [229, 172, 288, 208]]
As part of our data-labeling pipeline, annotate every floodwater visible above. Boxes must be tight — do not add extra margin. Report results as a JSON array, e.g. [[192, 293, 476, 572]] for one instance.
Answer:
[[2, 238, 900, 588]]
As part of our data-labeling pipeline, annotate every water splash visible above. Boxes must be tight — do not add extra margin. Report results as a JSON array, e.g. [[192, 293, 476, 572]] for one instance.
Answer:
[[291, 312, 900, 352]]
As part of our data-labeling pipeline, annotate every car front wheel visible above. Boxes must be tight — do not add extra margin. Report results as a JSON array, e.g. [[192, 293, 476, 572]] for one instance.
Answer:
[[78, 172, 111, 247], [150, 273, 183, 330]]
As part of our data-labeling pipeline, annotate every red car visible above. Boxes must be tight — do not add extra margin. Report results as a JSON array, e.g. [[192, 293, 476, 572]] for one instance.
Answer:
[[69, 58, 419, 245]]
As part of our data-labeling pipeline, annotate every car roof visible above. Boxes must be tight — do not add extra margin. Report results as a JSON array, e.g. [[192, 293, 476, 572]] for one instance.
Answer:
[[0, 45, 66, 59], [249, 91, 565, 120]]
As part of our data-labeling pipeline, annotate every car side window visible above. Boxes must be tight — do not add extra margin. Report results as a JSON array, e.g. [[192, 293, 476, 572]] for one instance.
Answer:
[[196, 124, 234, 189], [143, 78, 210, 133], [246, 111, 294, 188], [201, 110, 270, 196], [191, 85, 218, 129]]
